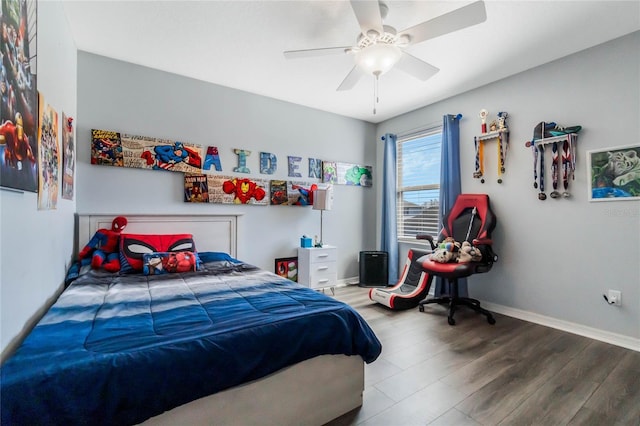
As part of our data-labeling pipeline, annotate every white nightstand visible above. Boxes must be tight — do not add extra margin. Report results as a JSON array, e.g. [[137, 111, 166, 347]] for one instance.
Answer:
[[298, 246, 337, 291]]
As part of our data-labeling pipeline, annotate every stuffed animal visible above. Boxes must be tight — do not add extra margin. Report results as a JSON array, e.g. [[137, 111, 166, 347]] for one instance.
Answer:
[[78, 216, 128, 272], [430, 237, 461, 263], [457, 241, 483, 263], [430, 248, 457, 263], [438, 237, 460, 253]]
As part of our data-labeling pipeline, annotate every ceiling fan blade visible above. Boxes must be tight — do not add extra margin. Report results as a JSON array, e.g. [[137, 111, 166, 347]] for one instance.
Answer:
[[350, 0, 384, 36], [396, 52, 439, 81], [283, 46, 351, 59], [337, 66, 365, 91], [400, 0, 487, 45]]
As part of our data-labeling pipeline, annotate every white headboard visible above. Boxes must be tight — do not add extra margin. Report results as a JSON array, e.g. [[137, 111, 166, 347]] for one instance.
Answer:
[[77, 214, 239, 257]]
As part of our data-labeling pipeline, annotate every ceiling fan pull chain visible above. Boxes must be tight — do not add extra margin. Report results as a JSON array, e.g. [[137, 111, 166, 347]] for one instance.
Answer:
[[373, 73, 378, 115], [372, 77, 376, 115]]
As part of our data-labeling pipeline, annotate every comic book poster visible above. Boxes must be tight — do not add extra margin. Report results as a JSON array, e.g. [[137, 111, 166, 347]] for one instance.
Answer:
[[287, 181, 317, 206], [91, 129, 123, 166], [269, 179, 288, 205], [121, 133, 203, 173], [61, 113, 74, 200], [184, 174, 269, 205], [91, 128, 204, 174], [203, 175, 231, 204], [322, 161, 337, 184], [36, 96, 59, 210], [336, 162, 373, 187], [184, 173, 209, 203], [0, 0, 38, 192]]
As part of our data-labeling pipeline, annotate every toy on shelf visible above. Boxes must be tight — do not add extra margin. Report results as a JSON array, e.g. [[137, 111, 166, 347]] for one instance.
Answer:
[[524, 121, 581, 201], [474, 111, 509, 184], [479, 109, 489, 133]]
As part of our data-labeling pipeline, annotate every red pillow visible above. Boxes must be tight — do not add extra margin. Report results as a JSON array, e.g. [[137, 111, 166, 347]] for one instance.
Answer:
[[119, 233, 198, 273], [142, 251, 199, 275]]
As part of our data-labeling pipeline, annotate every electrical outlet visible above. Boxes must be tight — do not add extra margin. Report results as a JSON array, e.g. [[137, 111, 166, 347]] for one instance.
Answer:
[[608, 289, 622, 306]]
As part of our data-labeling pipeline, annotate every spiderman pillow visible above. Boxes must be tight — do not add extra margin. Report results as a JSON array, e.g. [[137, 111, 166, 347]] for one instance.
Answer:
[[119, 233, 201, 274], [142, 251, 199, 275]]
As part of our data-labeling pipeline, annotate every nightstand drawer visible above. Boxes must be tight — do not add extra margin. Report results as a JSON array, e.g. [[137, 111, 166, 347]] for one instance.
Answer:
[[309, 261, 337, 278], [307, 248, 336, 264], [309, 267, 337, 289]]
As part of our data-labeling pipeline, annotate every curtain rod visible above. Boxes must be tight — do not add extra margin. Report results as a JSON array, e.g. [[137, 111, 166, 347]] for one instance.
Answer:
[[396, 120, 443, 139], [396, 114, 463, 139]]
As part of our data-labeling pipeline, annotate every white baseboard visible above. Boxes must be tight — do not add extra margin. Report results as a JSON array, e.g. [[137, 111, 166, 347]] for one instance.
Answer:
[[481, 300, 640, 352], [332, 283, 639, 352], [339, 276, 360, 286]]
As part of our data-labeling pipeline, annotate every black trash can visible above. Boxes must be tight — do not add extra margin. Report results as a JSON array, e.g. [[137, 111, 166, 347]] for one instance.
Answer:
[[358, 251, 389, 287]]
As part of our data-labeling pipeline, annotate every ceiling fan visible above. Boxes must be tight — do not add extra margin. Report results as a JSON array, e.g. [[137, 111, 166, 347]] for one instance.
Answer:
[[284, 1, 487, 113]]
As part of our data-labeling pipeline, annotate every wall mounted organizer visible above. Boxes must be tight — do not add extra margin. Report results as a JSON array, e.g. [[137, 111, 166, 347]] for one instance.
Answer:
[[524, 122, 581, 200]]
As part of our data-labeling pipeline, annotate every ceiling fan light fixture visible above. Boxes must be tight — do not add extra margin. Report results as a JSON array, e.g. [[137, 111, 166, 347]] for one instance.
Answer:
[[366, 29, 380, 40], [355, 43, 401, 76], [397, 33, 411, 46]]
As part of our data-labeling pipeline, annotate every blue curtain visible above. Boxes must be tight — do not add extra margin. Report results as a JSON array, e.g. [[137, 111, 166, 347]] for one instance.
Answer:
[[436, 114, 467, 296], [381, 133, 398, 284]]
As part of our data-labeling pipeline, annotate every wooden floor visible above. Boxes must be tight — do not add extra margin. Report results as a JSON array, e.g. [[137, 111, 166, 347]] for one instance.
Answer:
[[325, 285, 640, 426]]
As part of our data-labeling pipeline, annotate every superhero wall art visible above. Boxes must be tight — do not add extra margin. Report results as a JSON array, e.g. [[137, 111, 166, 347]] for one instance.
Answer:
[[91, 129, 203, 174], [0, 0, 38, 192], [267, 180, 317, 206], [184, 173, 268, 205], [36, 96, 59, 210], [323, 161, 372, 187]]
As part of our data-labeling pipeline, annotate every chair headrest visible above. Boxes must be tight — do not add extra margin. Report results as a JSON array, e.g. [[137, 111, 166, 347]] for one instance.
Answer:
[[443, 194, 495, 240]]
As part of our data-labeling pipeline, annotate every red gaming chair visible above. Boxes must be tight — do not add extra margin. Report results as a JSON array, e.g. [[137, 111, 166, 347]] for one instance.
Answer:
[[416, 194, 498, 325]]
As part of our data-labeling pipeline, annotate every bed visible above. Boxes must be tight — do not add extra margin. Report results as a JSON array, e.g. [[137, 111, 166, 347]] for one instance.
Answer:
[[1, 214, 381, 426]]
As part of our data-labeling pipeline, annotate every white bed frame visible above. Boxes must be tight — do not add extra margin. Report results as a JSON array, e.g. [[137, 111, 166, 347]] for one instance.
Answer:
[[77, 214, 364, 426], [77, 214, 239, 257]]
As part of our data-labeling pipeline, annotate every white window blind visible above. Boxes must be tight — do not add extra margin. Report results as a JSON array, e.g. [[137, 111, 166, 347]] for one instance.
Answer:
[[396, 127, 442, 241]]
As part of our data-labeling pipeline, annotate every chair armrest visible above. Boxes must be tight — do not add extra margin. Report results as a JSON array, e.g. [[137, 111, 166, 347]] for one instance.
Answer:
[[472, 238, 493, 246], [416, 234, 436, 250], [472, 238, 498, 263]]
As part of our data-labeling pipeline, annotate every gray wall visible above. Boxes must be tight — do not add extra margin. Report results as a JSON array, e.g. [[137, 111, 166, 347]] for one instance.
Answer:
[[76, 52, 378, 278], [377, 32, 640, 343], [0, 1, 77, 356]]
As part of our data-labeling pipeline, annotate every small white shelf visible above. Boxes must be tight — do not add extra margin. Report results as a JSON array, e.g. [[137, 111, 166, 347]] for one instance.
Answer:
[[476, 129, 509, 141], [527, 133, 578, 146]]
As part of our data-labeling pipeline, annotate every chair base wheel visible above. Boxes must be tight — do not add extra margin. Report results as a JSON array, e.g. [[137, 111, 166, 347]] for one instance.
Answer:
[[417, 295, 496, 326]]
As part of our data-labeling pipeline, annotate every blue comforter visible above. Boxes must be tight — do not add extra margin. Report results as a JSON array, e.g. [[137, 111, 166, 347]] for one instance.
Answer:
[[1, 254, 381, 425]]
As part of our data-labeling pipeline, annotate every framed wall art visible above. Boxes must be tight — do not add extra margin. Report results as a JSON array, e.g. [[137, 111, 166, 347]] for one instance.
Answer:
[[275, 257, 298, 282], [0, 0, 38, 192], [587, 144, 640, 201]]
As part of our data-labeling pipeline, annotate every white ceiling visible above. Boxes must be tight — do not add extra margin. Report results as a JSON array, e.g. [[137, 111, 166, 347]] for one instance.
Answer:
[[62, 1, 640, 124]]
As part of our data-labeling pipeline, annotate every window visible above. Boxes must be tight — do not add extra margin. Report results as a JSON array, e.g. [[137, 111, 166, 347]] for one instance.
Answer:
[[396, 127, 442, 241]]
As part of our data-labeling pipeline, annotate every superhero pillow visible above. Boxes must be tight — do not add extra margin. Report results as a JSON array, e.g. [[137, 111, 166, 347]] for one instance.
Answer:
[[119, 233, 200, 274], [142, 251, 200, 275]]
